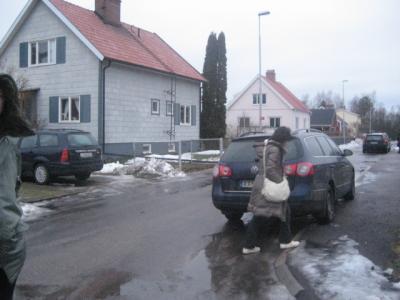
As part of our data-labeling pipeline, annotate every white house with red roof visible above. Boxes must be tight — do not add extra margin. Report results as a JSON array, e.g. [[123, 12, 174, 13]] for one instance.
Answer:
[[226, 70, 310, 137], [0, 0, 205, 155]]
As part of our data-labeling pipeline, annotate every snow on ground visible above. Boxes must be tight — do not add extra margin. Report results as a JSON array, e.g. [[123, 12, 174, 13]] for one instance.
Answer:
[[21, 202, 52, 221], [99, 157, 185, 178], [339, 138, 363, 151], [289, 235, 400, 300]]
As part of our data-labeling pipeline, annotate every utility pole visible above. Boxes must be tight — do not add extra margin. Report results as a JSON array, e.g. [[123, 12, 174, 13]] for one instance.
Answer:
[[342, 80, 348, 144], [258, 11, 270, 128]]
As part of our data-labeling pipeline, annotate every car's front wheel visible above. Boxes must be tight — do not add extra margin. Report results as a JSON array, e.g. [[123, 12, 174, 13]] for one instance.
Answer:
[[34, 164, 50, 185], [315, 185, 336, 224], [344, 175, 355, 201], [222, 211, 243, 222]]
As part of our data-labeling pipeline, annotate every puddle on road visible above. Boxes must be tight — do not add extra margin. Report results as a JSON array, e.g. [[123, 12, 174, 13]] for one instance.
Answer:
[[120, 222, 294, 300]]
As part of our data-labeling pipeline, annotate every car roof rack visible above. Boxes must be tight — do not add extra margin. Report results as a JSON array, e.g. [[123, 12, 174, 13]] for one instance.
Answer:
[[292, 128, 322, 135], [45, 128, 84, 132], [238, 131, 266, 137]]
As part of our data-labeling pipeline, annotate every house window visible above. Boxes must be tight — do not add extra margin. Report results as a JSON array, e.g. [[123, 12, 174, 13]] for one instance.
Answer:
[[151, 99, 160, 115], [180, 105, 191, 125], [168, 143, 176, 153], [270, 117, 280, 128], [296, 117, 299, 129], [142, 144, 152, 154], [166, 101, 174, 116], [239, 117, 250, 128], [252, 94, 266, 104], [59, 97, 80, 122], [29, 39, 56, 66]]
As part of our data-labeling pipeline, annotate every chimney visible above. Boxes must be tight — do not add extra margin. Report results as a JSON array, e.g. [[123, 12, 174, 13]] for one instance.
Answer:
[[266, 69, 276, 81], [95, 0, 121, 26]]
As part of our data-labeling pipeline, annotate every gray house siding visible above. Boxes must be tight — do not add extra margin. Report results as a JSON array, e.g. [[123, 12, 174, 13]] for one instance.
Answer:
[[0, 2, 99, 140], [104, 63, 200, 146]]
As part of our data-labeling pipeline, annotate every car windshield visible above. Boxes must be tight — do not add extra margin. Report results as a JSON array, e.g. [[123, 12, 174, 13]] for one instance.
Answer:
[[366, 135, 383, 141], [67, 133, 97, 146], [222, 138, 299, 162]]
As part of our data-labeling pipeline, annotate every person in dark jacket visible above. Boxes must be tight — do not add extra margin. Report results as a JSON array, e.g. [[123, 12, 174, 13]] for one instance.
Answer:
[[243, 127, 299, 254], [0, 74, 34, 299], [397, 135, 400, 153]]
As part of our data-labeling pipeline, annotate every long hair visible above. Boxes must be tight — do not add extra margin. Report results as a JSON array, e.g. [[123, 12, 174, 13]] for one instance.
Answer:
[[0, 74, 34, 137], [270, 126, 292, 144]]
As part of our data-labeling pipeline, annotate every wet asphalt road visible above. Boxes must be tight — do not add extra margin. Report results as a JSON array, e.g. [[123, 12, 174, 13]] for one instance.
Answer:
[[290, 147, 400, 298], [15, 147, 400, 299], [16, 172, 292, 299]]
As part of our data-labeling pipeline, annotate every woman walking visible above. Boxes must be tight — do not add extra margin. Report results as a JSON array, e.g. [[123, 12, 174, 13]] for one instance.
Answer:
[[0, 74, 34, 299], [243, 127, 299, 254]]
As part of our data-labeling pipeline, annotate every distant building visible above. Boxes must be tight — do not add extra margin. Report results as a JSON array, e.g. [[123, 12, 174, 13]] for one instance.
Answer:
[[226, 70, 310, 137], [310, 108, 340, 135], [336, 109, 361, 137]]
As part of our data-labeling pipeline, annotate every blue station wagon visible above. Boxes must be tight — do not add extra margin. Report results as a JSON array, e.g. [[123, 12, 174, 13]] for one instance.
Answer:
[[212, 130, 355, 223]]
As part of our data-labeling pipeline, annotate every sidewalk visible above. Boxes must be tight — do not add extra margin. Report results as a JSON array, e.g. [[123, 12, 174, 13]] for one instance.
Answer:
[[19, 181, 86, 203]]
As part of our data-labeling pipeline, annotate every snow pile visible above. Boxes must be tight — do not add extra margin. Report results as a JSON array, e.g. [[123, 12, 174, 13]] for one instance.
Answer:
[[339, 138, 363, 151], [289, 236, 400, 299], [21, 203, 51, 221], [99, 158, 185, 178]]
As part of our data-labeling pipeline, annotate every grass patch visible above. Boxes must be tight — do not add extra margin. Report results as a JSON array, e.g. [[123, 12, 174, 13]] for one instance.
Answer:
[[19, 182, 84, 203]]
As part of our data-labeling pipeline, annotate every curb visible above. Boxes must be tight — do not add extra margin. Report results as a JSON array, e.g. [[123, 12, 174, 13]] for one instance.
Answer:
[[274, 229, 306, 297]]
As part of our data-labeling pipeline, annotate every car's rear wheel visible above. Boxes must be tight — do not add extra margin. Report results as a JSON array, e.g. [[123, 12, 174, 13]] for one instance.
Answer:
[[222, 211, 243, 222], [34, 164, 50, 185], [344, 176, 355, 201], [315, 185, 335, 224], [75, 172, 91, 181]]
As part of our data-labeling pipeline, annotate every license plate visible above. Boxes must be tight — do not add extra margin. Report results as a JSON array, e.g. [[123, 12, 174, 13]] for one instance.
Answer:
[[80, 152, 93, 158], [369, 142, 378, 144], [240, 180, 254, 188]]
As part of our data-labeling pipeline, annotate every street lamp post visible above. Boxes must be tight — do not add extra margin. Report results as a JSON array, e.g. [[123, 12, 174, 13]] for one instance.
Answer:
[[258, 11, 270, 128], [342, 80, 348, 144]]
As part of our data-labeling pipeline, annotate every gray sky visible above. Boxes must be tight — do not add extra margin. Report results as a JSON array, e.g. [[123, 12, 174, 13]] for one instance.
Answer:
[[1, 0, 399, 108]]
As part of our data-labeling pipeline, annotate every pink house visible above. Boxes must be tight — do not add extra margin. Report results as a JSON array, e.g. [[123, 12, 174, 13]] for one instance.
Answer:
[[226, 70, 310, 137]]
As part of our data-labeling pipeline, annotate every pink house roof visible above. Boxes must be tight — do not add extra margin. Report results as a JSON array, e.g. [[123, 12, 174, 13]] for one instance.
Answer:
[[50, 0, 205, 82], [264, 76, 310, 113]]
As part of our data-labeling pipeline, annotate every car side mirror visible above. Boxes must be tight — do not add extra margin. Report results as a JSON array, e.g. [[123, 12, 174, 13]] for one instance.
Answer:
[[342, 149, 353, 157]]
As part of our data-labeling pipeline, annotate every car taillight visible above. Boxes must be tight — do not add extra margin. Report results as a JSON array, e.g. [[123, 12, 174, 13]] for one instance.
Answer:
[[60, 148, 69, 162], [284, 163, 297, 176], [296, 162, 315, 177], [213, 164, 232, 177]]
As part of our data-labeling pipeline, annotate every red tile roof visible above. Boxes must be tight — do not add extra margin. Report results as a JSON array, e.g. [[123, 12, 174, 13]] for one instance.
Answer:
[[264, 77, 310, 113], [50, 0, 205, 81]]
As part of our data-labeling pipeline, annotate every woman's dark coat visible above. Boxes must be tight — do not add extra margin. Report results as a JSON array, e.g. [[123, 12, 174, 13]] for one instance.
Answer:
[[247, 140, 289, 221]]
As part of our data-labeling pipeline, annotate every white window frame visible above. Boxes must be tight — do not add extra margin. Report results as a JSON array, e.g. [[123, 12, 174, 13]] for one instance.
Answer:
[[252, 93, 266, 105], [239, 117, 250, 128], [59, 96, 80, 123], [270, 117, 281, 128], [151, 99, 160, 115], [142, 144, 152, 154], [168, 143, 176, 153], [180, 105, 191, 126], [28, 39, 56, 67], [166, 101, 174, 116]]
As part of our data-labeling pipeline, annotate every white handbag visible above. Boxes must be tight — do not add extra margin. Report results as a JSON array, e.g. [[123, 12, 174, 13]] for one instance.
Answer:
[[261, 145, 290, 202]]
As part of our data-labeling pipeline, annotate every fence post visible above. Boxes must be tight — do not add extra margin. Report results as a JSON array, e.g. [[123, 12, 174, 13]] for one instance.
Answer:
[[178, 140, 182, 171], [190, 140, 193, 164], [219, 138, 223, 158]]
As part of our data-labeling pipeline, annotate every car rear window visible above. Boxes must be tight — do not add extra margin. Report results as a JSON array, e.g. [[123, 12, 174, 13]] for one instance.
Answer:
[[222, 139, 300, 162], [67, 133, 97, 146], [366, 135, 383, 141], [39, 134, 59, 147]]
